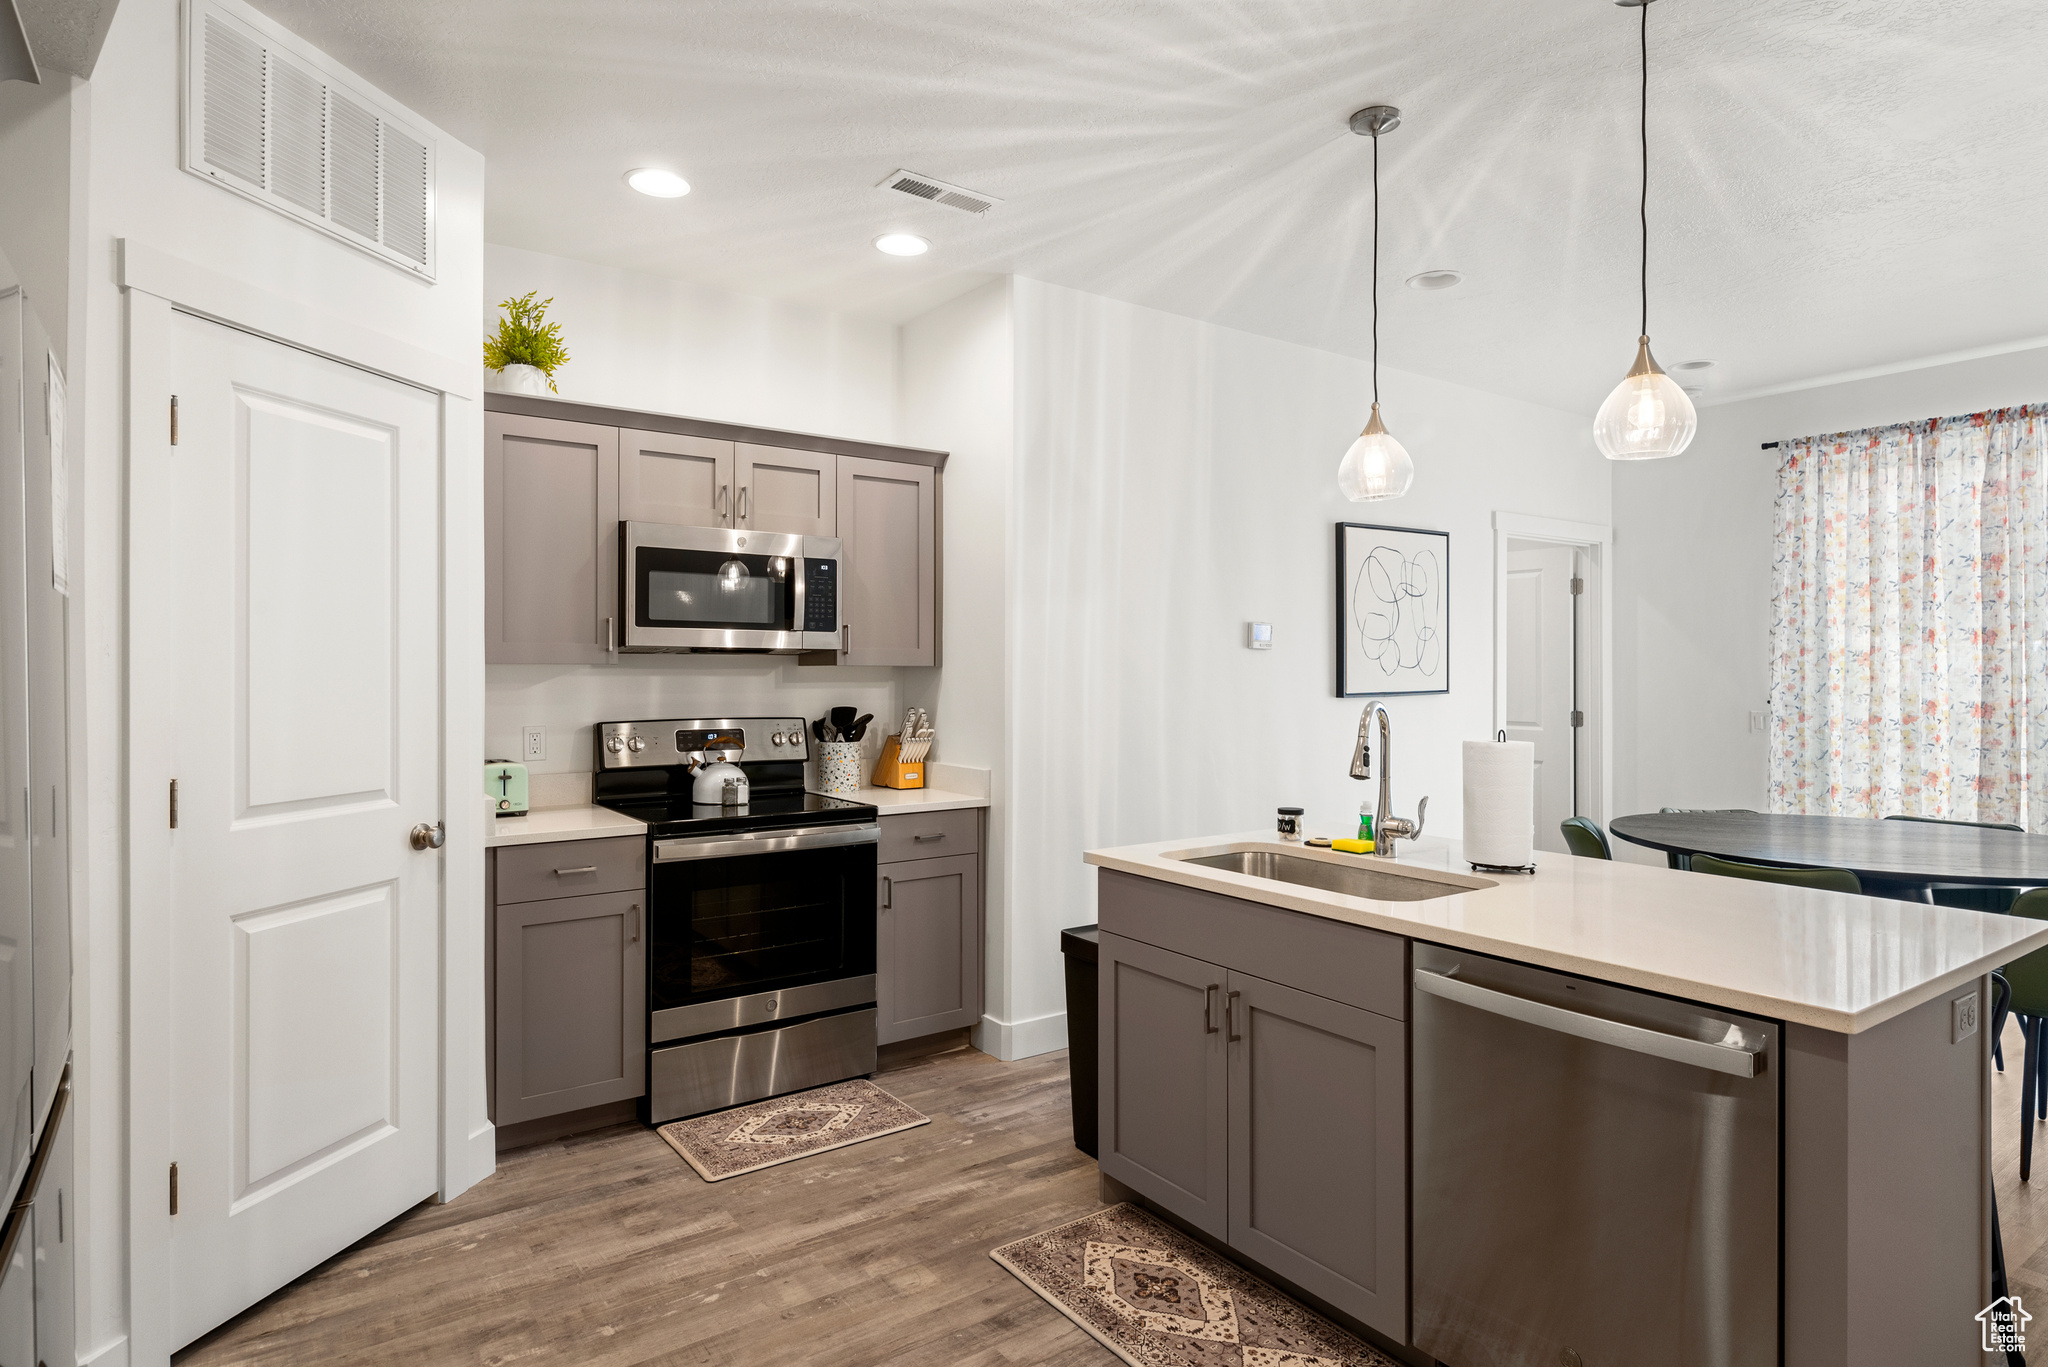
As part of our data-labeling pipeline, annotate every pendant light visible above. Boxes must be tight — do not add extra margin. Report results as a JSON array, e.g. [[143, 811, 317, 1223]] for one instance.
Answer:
[[1338, 104, 1414, 501], [1594, 0, 1696, 460]]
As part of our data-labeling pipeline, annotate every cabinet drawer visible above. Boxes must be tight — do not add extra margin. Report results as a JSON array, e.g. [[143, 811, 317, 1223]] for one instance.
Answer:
[[878, 807, 980, 863], [495, 835, 646, 903]]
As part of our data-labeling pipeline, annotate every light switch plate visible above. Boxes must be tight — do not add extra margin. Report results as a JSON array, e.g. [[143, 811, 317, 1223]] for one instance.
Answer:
[[523, 725, 546, 761], [1247, 622, 1272, 650], [1953, 991, 1980, 1044], [1748, 710, 1767, 734]]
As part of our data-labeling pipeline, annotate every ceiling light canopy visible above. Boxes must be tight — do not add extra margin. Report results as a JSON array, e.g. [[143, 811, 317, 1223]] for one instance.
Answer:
[[625, 168, 690, 198], [1406, 270, 1463, 291], [1594, 0, 1696, 462], [1338, 104, 1415, 502], [873, 232, 930, 257]]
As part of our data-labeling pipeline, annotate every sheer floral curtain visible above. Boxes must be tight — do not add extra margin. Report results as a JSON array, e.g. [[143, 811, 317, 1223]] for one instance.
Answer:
[[1769, 404, 2048, 828]]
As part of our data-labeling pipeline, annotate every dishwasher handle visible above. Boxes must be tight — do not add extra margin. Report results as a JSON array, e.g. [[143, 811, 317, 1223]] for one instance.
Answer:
[[1414, 966, 1762, 1079]]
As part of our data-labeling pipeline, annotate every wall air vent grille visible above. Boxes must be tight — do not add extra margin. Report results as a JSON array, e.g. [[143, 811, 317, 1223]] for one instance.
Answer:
[[184, 0, 438, 279], [876, 169, 1002, 217]]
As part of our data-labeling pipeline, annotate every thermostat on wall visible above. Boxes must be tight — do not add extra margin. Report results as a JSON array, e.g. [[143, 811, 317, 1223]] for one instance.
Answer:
[[1247, 622, 1273, 650]]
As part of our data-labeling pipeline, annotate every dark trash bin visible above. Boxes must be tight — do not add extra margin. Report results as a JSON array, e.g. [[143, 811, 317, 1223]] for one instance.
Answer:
[[1061, 925, 1099, 1157]]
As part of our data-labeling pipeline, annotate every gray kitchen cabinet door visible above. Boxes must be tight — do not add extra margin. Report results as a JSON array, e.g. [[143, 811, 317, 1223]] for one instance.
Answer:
[[836, 456, 937, 667], [485, 412, 620, 664], [1227, 969, 1406, 1341], [619, 428, 734, 529], [1098, 932, 1229, 1240], [493, 889, 646, 1125], [877, 854, 981, 1045], [735, 443, 835, 537]]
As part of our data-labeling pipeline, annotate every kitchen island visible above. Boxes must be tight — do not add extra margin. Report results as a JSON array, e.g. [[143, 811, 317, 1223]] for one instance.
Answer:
[[1082, 833, 2048, 1367]]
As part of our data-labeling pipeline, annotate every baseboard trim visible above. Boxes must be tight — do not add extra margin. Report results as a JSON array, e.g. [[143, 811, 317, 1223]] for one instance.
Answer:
[[81, 1334, 131, 1367], [972, 1009, 1068, 1062], [494, 1099, 639, 1153], [878, 1027, 973, 1072]]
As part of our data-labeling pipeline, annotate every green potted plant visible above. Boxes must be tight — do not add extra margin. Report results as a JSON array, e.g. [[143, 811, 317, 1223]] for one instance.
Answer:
[[483, 291, 570, 394]]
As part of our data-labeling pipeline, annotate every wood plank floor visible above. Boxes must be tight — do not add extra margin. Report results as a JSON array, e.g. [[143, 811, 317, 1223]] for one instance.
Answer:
[[177, 1016, 2048, 1366], [175, 1047, 1109, 1367]]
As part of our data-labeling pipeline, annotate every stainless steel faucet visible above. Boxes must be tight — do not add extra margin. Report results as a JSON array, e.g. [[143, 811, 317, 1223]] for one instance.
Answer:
[[1349, 700, 1427, 859]]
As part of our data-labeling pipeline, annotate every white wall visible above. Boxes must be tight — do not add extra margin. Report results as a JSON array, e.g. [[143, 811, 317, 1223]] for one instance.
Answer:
[[982, 277, 1612, 1056], [483, 243, 899, 445], [897, 280, 1014, 1050], [77, 1, 488, 1359], [1612, 345, 2048, 857]]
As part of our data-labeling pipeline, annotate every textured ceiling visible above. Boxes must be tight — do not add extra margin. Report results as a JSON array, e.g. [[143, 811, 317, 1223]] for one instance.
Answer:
[[251, 0, 2048, 413]]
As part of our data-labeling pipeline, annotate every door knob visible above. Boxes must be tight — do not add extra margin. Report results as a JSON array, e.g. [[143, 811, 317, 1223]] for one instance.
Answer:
[[410, 821, 445, 851]]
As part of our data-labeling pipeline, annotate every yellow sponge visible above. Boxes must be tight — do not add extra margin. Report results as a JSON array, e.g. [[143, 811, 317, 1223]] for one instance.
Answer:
[[1331, 837, 1373, 855]]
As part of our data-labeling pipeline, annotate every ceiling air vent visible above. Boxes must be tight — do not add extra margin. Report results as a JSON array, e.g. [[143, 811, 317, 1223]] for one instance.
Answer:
[[876, 169, 1002, 217], [184, 0, 438, 280]]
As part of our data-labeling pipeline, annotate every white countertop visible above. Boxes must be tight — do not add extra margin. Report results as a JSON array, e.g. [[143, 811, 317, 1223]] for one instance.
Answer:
[[1084, 832, 2048, 1034], [845, 784, 989, 814], [485, 805, 648, 848]]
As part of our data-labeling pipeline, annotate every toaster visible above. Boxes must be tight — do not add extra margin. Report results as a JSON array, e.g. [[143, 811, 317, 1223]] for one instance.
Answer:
[[484, 761, 530, 817]]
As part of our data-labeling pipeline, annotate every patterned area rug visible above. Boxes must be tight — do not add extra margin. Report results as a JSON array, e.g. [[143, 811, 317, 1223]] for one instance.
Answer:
[[655, 1079, 930, 1182], [992, 1204, 1398, 1367]]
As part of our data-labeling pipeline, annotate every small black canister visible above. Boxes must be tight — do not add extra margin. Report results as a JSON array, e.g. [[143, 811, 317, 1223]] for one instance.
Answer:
[[1276, 806, 1305, 842]]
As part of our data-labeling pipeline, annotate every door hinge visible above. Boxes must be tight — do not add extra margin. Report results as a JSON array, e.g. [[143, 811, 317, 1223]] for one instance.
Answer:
[[169, 779, 179, 829], [170, 395, 179, 446], [1570, 576, 1584, 596], [1570, 710, 1585, 728], [169, 1161, 179, 1215]]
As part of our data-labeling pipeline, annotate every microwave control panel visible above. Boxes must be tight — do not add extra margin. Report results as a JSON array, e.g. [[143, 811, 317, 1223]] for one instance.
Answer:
[[803, 559, 838, 633]]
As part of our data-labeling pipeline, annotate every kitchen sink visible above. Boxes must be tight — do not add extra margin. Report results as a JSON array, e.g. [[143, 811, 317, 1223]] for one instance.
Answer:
[[1178, 849, 1487, 902]]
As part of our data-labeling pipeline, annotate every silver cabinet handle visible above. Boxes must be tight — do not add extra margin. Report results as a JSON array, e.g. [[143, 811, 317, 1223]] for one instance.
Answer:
[[1225, 989, 1242, 1042], [912, 833, 946, 843], [717, 484, 729, 521], [882, 876, 893, 909], [738, 486, 750, 522], [409, 821, 444, 851], [629, 903, 641, 942], [1413, 967, 1763, 1078], [841, 624, 849, 656], [1203, 983, 1220, 1034], [554, 865, 598, 876], [606, 615, 616, 658]]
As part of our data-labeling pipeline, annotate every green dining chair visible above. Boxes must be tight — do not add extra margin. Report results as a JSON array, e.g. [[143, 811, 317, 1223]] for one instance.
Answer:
[[1884, 814, 2033, 914], [1559, 817, 1612, 860], [1657, 808, 1758, 871], [2004, 888, 2048, 1179], [1690, 852, 1862, 896]]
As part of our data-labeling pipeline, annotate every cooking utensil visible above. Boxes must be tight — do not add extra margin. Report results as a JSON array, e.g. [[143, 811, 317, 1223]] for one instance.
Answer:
[[831, 706, 857, 735], [847, 713, 873, 742]]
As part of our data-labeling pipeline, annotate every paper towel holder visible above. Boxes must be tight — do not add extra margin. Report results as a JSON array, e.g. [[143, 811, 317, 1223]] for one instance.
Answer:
[[1471, 729, 1537, 875]]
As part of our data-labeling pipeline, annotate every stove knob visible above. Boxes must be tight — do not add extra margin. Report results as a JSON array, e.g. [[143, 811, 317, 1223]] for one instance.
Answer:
[[771, 732, 786, 746], [606, 735, 625, 754], [627, 736, 647, 753]]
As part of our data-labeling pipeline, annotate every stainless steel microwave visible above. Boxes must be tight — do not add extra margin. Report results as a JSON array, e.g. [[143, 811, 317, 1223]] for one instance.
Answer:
[[620, 521, 840, 653]]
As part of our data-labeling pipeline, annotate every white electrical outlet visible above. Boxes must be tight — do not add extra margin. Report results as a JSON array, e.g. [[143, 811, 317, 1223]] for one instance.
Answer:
[[1748, 710, 1767, 734], [1953, 991, 1980, 1044], [522, 726, 546, 761]]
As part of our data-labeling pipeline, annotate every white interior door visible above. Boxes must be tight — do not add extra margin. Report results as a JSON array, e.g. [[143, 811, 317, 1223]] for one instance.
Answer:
[[0, 292, 31, 1201], [166, 311, 442, 1347], [1504, 544, 1577, 853]]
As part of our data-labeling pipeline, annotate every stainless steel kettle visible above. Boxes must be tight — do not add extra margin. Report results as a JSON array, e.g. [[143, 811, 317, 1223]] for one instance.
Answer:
[[687, 744, 750, 806]]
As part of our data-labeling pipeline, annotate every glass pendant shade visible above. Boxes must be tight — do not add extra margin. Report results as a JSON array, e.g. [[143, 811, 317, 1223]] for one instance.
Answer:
[[716, 557, 750, 592], [1338, 403, 1415, 500], [1594, 336, 1696, 460]]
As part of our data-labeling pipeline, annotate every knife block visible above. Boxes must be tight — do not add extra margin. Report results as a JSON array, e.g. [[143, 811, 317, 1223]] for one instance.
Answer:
[[870, 734, 925, 789]]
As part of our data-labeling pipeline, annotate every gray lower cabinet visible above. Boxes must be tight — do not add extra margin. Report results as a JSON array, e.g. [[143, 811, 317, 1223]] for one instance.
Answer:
[[877, 853, 981, 1044], [1098, 917, 1408, 1342], [484, 412, 619, 664], [489, 839, 647, 1126]]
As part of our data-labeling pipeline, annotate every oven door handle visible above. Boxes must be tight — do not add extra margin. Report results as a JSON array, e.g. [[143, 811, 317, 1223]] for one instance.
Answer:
[[653, 823, 880, 862]]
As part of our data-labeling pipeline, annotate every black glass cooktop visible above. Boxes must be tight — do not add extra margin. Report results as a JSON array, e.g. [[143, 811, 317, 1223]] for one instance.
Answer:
[[595, 788, 876, 838]]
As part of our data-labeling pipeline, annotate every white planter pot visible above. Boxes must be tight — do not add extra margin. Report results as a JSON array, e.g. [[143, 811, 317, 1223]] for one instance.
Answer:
[[485, 363, 551, 395]]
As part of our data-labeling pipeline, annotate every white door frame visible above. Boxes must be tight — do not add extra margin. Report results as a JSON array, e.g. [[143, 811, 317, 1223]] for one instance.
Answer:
[[120, 240, 489, 1366], [1492, 511, 1613, 828]]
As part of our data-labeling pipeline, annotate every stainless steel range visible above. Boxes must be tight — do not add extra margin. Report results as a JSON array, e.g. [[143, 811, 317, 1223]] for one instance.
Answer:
[[592, 716, 879, 1123]]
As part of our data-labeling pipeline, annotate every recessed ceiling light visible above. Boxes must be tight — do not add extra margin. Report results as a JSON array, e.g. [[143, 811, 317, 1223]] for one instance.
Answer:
[[1673, 359, 1715, 372], [874, 233, 930, 257], [625, 168, 690, 198], [1405, 270, 1463, 291]]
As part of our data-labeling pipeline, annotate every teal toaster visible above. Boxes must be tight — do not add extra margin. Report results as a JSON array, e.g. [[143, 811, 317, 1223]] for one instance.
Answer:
[[485, 761, 530, 816]]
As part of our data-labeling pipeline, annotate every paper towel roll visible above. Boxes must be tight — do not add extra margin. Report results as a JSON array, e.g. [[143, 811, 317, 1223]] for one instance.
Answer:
[[1463, 739, 1535, 868]]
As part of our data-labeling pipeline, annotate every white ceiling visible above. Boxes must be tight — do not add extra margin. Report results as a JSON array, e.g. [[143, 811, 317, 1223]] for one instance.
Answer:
[[253, 0, 2048, 413]]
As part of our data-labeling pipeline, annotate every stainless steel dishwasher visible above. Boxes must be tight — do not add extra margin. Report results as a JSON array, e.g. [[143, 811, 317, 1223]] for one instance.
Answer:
[[1411, 943, 1779, 1367]]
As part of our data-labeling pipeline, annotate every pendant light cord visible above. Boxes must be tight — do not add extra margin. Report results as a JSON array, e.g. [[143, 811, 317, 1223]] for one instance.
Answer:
[[1371, 128, 1381, 405], [1639, 0, 1649, 338]]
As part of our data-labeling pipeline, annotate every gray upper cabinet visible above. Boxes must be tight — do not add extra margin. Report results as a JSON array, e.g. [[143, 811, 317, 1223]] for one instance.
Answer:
[[877, 850, 981, 1045], [1098, 931, 1230, 1240], [485, 412, 619, 664], [492, 884, 646, 1126], [619, 428, 734, 529], [736, 443, 835, 537], [1227, 969, 1406, 1340], [837, 455, 938, 667]]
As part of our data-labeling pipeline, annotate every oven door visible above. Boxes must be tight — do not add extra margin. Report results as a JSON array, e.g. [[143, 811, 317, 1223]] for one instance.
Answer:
[[621, 521, 840, 653], [648, 824, 878, 1043]]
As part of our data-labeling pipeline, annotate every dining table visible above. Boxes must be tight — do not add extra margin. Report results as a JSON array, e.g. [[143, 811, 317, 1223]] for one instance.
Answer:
[[1607, 810, 2048, 901]]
